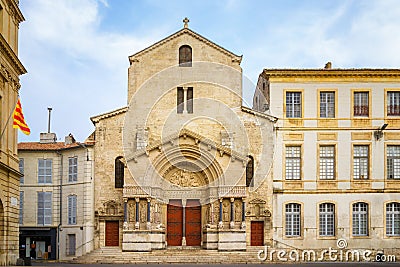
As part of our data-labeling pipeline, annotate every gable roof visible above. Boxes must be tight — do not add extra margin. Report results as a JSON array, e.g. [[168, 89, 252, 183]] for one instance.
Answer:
[[129, 27, 242, 64], [241, 106, 278, 123], [90, 106, 128, 124]]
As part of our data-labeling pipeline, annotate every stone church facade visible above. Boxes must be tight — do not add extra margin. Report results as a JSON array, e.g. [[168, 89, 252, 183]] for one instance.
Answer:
[[91, 20, 276, 251]]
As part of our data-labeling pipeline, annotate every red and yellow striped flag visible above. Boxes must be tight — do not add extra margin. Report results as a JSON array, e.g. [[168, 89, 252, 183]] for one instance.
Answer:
[[13, 97, 30, 135]]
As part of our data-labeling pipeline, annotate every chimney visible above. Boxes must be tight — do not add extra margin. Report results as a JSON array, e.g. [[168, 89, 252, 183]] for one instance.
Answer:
[[40, 132, 57, 143], [40, 107, 57, 143], [324, 62, 332, 69], [64, 133, 76, 145]]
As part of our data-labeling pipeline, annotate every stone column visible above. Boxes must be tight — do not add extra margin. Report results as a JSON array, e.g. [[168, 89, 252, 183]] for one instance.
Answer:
[[230, 198, 235, 229], [183, 87, 188, 113], [135, 197, 140, 229], [218, 198, 223, 229], [209, 202, 213, 225], [182, 199, 187, 246], [241, 199, 246, 229], [146, 198, 151, 230]]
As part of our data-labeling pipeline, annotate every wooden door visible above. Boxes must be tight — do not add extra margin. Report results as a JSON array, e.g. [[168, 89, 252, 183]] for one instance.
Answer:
[[251, 221, 264, 246], [185, 199, 201, 246], [167, 200, 183, 246], [105, 221, 119, 246]]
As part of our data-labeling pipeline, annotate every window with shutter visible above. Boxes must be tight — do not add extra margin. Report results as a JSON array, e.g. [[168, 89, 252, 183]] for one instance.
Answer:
[[68, 195, 77, 225], [37, 192, 52, 225], [38, 159, 52, 183], [68, 157, 78, 182]]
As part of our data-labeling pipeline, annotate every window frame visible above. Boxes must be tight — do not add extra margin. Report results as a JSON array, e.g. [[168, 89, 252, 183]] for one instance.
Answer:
[[284, 202, 302, 237], [352, 90, 370, 117], [68, 156, 78, 182], [285, 91, 302, 118], [187, 87, 193, 114], [68, 195, 77, 225], [352, 144, 370, 180], [177, 87, 184, 114], [318, 145, 336, 180], [115, 156, 124, 188], [37, 192, 52, 226], [38, 158, 52, 184], [285, 145, 302, 180], [319, 91, 336, 118], [178, 45, 192, 67], [386, 90, 400, 116], [386, 145, 400, 180], [318, 202, 336, 237], [385, 201, 400, 237], [351, 202, 369, 237]]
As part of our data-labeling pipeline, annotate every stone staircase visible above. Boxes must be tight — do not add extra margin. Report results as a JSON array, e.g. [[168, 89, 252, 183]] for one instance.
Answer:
[[71, 247, 266, 264]]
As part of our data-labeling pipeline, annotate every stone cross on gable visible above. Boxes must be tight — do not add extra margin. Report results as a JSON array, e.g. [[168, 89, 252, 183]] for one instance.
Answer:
[[183, 17, 189, 28]]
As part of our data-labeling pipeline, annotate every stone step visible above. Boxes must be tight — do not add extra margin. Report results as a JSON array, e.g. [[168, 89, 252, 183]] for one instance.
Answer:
[[72, 247, 264, 264]]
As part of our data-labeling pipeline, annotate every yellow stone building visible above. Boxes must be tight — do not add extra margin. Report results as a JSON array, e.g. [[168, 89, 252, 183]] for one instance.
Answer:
[[0, 0, 26, 265], [254, 64, 400, 259], [91, 20, 276, 251]]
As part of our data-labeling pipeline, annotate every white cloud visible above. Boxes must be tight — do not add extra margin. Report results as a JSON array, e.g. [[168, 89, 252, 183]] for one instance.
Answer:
[[19, 0, 158, 142], [23, 0, 153, 69]]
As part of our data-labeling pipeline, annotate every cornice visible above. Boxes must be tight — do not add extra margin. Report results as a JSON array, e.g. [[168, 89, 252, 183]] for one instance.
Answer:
[[5, 0, 25, 23], [0, 34, 26, 78], [90, 106, 128, 124], [241, 106, 278, 122], [262, 69, 400, 82], [128, 128, 248, 164], [129, 28, 242, 64]]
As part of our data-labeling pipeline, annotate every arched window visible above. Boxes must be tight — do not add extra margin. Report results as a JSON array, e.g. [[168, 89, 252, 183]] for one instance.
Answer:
[[319, 203, 335, 237], [285, 203, 301, 237], [115, 156, 124, 188], [386, 202, 400, 236], [246, 156, 254, 187], [179, 45, 192, 67], [68, 195, 77, 225], [352, 202, 368, 236]]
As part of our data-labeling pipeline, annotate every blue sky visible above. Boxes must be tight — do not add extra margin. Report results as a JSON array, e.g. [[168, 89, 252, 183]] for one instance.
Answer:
[[18, 0, 400, 142]]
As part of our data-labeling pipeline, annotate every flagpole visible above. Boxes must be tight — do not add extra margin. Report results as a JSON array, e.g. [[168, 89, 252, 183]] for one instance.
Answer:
[[0, 95, 20, 141]]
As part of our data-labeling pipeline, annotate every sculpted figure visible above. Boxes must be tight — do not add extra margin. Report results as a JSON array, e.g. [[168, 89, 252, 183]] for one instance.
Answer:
[[235, 202, 242, 222], [223, 201, 229, 222]]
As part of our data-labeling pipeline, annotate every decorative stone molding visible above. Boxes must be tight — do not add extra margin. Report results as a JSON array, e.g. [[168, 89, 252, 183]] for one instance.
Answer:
[[128, 28, 242, 64]]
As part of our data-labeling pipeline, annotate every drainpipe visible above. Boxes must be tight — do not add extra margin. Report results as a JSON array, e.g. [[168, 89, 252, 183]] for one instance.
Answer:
[[56, 151, 63, 261]]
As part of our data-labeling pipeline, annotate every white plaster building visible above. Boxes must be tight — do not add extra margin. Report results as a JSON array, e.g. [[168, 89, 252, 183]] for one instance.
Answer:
[[18, 133, 95, 260]]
